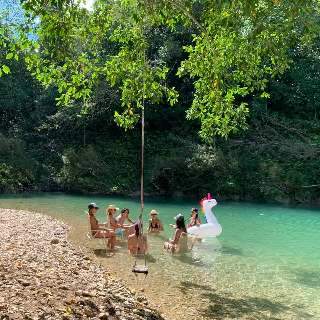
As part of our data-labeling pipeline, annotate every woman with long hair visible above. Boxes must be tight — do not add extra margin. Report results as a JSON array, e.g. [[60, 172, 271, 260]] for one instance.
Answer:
[[127, 222, 148, 255], [188, 208, 201, 228], [164, 214, 188, 253]]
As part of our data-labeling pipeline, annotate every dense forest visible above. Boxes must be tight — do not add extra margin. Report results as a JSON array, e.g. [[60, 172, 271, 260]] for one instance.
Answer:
[[1, 0, 320, 204]]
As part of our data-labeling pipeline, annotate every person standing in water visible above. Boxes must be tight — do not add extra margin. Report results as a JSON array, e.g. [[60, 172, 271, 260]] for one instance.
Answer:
[[87, 203, 116, 250], [148, 209, 163, 233], [164, 214, 188, 253], [128, 222, 148, 255], [188, 208, 201, 228]]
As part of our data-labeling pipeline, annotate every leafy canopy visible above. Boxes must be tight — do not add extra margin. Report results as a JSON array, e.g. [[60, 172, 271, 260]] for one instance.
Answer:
[[13, 0, 320, 138]]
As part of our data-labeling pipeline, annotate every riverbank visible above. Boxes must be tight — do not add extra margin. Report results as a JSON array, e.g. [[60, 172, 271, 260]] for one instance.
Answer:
[[0, 208, 164, 320], [3, 190, 320, 209]]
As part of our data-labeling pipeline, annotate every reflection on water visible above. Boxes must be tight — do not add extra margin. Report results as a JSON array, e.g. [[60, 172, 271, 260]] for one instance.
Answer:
[[0, 193, 319, 319]]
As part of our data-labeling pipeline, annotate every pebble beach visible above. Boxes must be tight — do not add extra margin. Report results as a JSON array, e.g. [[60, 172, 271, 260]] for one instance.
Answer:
[[0, 209, 164, 320]]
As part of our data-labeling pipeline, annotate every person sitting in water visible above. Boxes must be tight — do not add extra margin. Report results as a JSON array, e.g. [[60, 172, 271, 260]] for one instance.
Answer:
[[188, 208, 201, 228], [116, 208, 135, 237], [127, 222, 148, 255], [106, 204, 120, 229], [164, 214, 188, 253], [106, 204, 125, 237], [148, 209, 163, 233], [87, 203, 116, 250], [117, 208, 135, 225]]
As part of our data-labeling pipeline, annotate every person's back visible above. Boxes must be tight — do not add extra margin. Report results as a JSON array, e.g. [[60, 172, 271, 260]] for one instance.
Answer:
[[164, 214, 189, 254], [128, 234, 147, 255], [128, 223, 147, 255], [177, 232, 188, 253]]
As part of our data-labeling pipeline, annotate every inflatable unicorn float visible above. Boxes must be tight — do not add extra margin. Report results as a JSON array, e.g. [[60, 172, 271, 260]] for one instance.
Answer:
[[187, 193, 222, 238]]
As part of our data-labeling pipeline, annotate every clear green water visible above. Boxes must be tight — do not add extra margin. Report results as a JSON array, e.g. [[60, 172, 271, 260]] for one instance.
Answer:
[[1, 193, 319, 319]]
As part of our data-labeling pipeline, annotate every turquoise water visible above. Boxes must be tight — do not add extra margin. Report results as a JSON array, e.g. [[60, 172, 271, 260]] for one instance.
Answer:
[[1, 193, 319, 319]]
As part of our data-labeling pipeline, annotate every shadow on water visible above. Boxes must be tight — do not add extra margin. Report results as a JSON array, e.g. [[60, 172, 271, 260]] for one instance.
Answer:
[[173, 254, 206, 267], [177, 281, 314, 320], [179, 281, 213, 292], [290, 269, 320, 288], [202, 293, 290, 320], [221, 245, 244, 256], [145, 254, 156, 263], [93, 249, 115, 258]]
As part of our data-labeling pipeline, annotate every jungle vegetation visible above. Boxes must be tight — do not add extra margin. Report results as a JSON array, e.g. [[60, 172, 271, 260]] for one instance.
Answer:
[[0, 0, 320, 204]]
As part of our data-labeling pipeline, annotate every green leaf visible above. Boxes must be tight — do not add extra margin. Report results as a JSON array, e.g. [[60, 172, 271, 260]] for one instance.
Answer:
[[6, 52, 14, 60], [2, 65, 10, 74]]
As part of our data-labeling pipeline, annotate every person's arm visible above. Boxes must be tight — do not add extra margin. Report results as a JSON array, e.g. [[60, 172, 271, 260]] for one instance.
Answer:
[[196, 218, 201, 226], [98, 223, 113, 231], [159, 220, 164, 231], [98, 221, 106, 227]]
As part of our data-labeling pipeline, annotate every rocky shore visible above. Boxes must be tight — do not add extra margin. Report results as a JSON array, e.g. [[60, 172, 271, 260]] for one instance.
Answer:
[[0, 209, 164, 320]]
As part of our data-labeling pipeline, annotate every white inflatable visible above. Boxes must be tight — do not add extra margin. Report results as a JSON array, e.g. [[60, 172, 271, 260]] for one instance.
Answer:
[[187, 195, 222, 238]]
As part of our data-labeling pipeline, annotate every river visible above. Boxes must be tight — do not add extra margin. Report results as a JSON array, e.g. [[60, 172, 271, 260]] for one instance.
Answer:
[[0, 193, 319, 320]]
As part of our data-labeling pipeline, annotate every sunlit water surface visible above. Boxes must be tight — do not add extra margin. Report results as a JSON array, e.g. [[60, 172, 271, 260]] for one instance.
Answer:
[[0, 193, 319, 320]]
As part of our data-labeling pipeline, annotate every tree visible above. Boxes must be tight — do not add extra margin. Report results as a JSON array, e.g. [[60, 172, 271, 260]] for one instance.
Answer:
[[0, 0, 28, 76], [20, 0, 320, 139]]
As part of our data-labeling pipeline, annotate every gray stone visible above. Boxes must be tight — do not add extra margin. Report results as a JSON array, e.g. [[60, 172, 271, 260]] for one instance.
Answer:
[[50, 238, 59, 245]]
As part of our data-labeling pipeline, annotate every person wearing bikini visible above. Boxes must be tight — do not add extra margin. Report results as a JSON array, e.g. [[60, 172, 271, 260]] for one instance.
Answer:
[[148, 209, 163, 233]]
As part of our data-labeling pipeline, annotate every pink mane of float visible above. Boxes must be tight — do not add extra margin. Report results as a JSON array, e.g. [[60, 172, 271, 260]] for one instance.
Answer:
[[200, 193, 213, 213]]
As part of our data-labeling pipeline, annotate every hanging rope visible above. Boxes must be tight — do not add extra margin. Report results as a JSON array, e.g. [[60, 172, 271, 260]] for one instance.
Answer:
[[140, 56, 145, 220], [132, 32, 148, 277]]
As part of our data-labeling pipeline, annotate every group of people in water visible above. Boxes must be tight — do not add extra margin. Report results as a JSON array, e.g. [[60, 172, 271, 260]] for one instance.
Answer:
[[87, 202, 202, 255]]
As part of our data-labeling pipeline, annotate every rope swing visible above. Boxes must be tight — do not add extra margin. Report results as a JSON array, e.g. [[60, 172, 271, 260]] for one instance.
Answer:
[[132, 40, 148, 277]]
